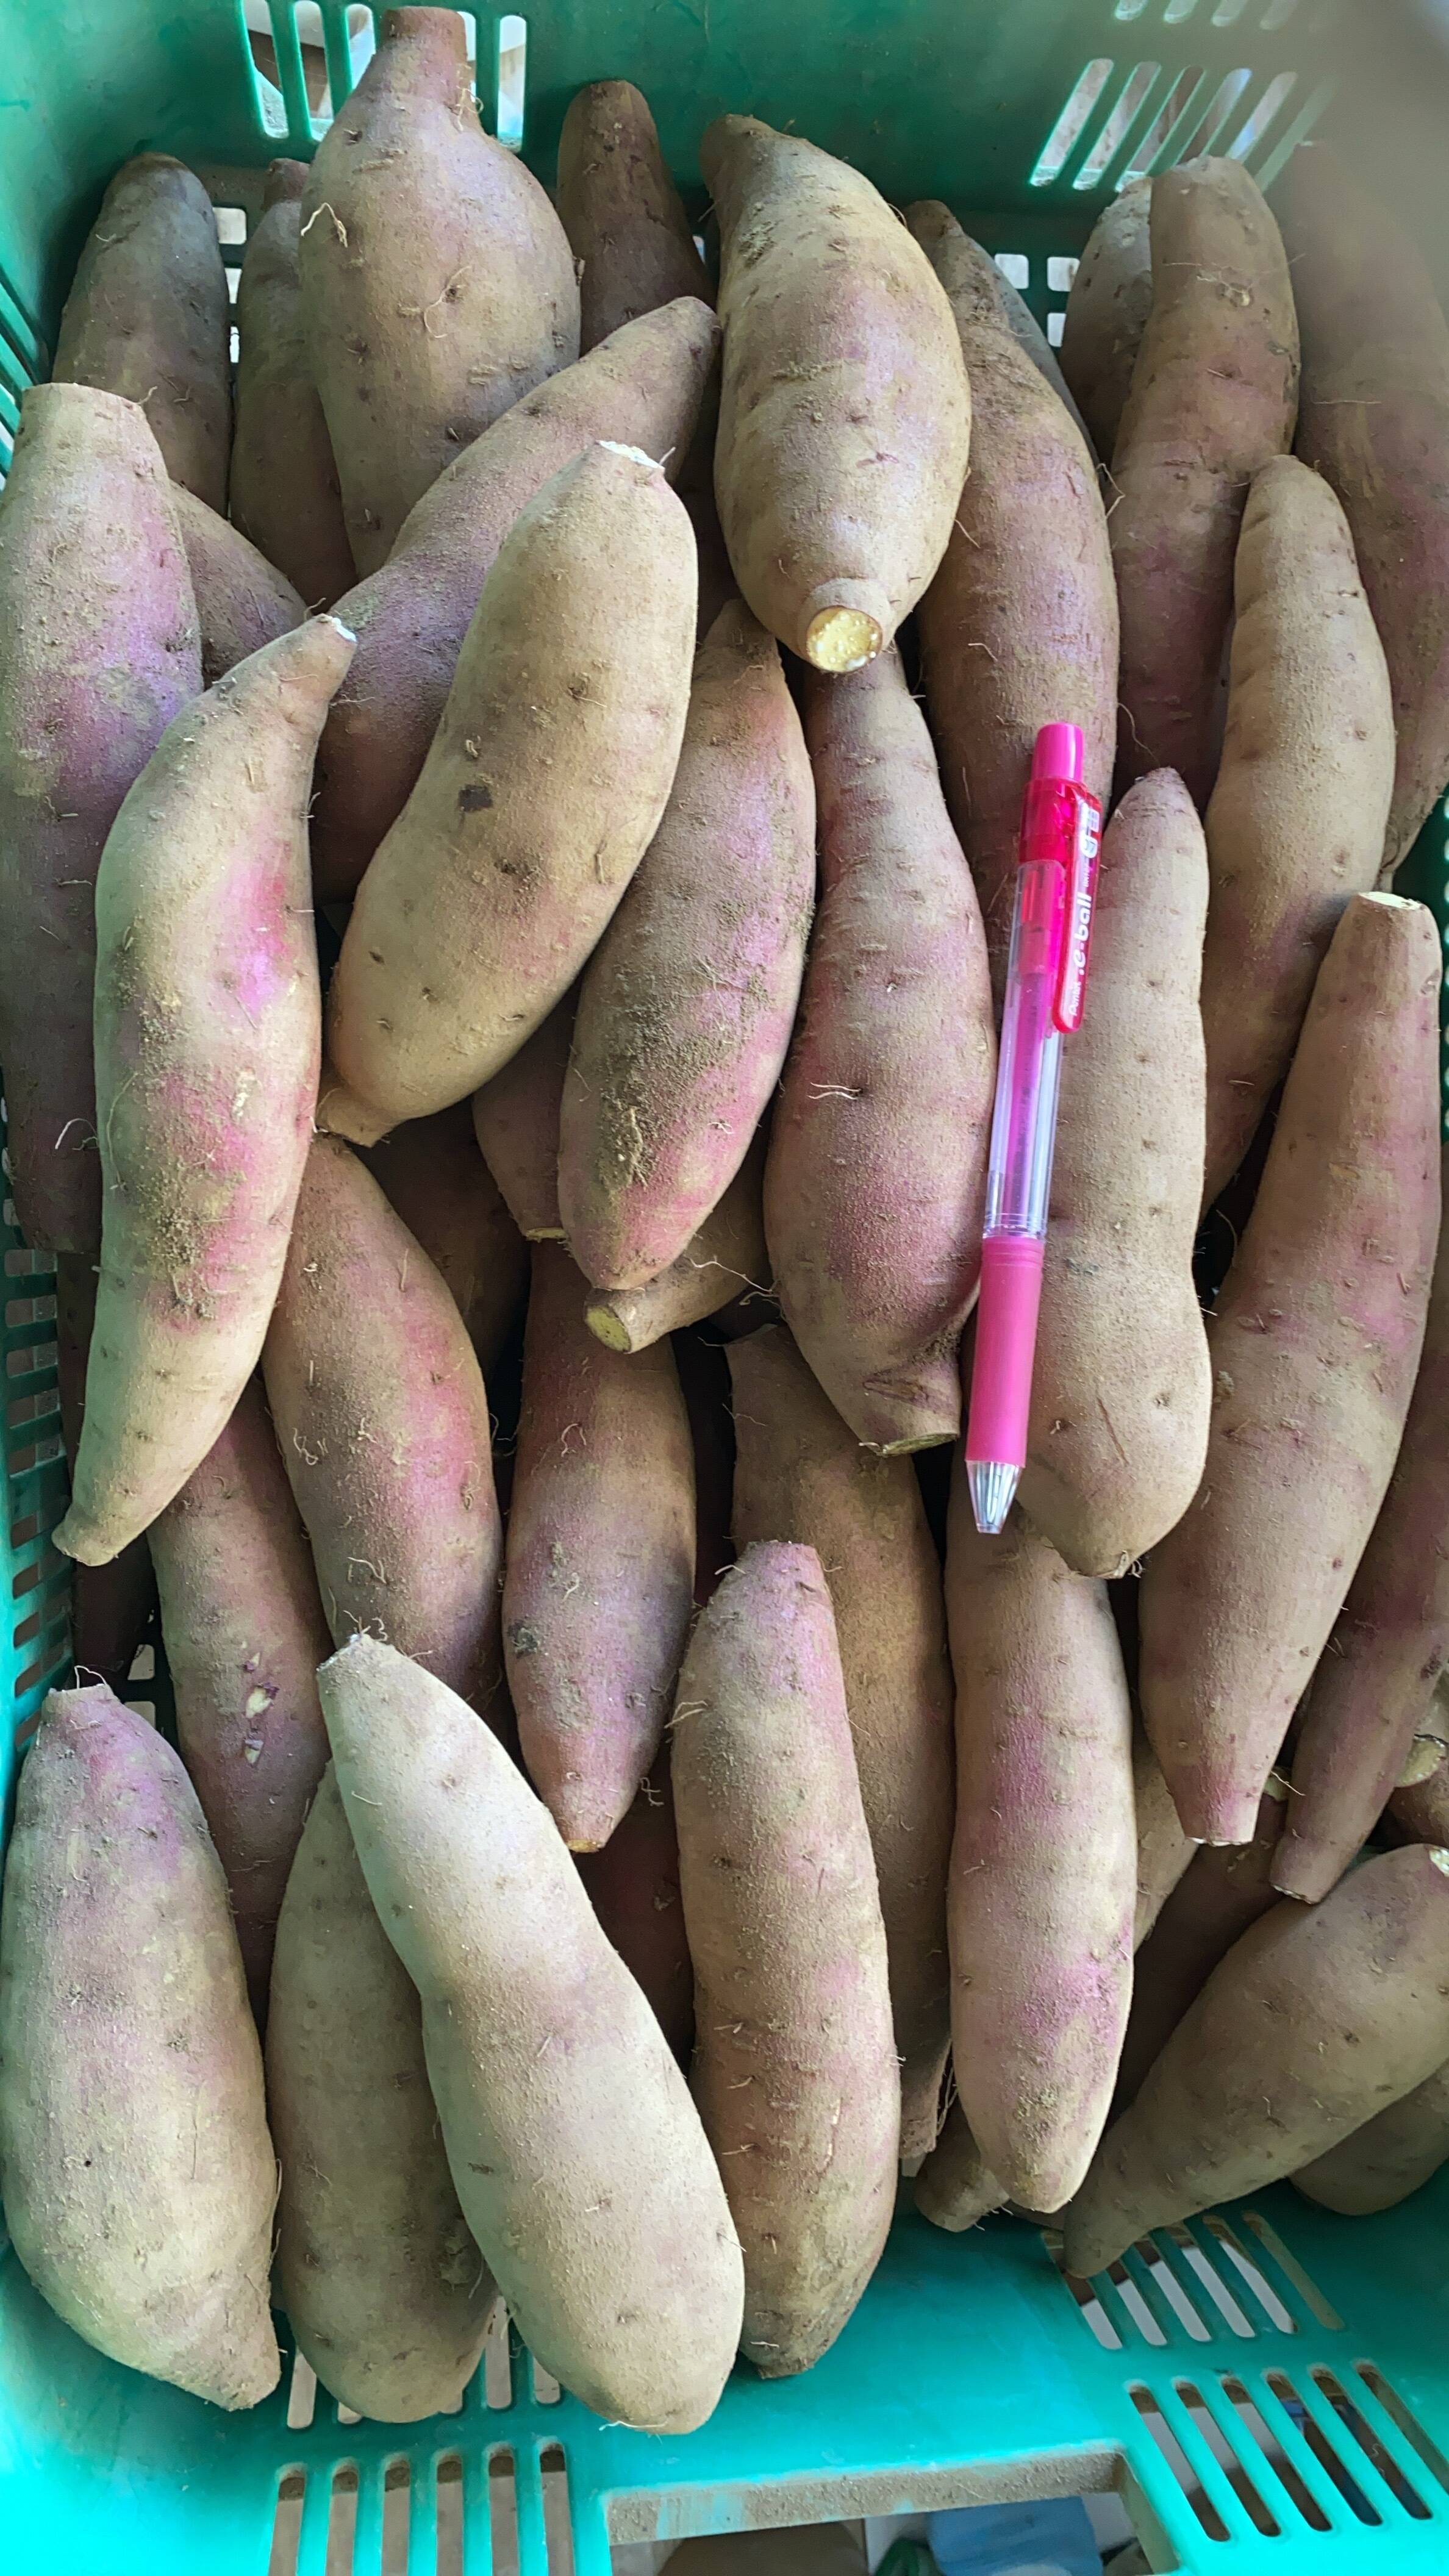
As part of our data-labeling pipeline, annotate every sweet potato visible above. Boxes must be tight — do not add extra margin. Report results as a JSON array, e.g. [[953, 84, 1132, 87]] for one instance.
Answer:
[[268, 1766, 492, 2419], [576, 1753, 693, 2063], [148, 1374, 332, 2019], [310, 299, 718, 900], [0, 1683, 277, 2406], [944, 1474, 1135, 2211], [1201, 458, 1395, 1201], [52, 154, 231, 509], [503, 1244, 695, 1848], [471, 992, 574, 1242], [1132, 1728, 1195, 1950], [1058, 178, 1151, 465], [1064, 1844, 1449, 2277], [55, 1253, 156, 1698], [672, 1541, 899, 2374], [262, 1136, 503, 1717], [676, 1324, 736, 1606], [988, 268, 1092, 450], [585, 1132, 770, 1354], [1293, 2059, 1449, 2215], [171, 484, 304, 682], [1275, 1150, 1449, 1902], [363, 1101, 527, 1378], [1140, 893, 1441, 1844], [1110, 157, 1297, 807], [1115, 1783, 1286, 2108], [1391, 1704, 1449, 1847], [557, 80, 710, 349], [765, 647, 993, 1454], [702, 118, 970, 672], [910, 204, 1117, 990], [1278, 146, 1449, 875], [54, 617, 354, 1569], [318, 1631, 743, 2430], [728, 1326, 953, 2161], [299, 8, 578, 574], [914, 2098, 1009, 2233], [325, 442, 696, 1137], [231, 159, 355, 609], [559, 600, 814, 1289], [0, 384, 199, 1254], [1018, 771, 1211, 1576]]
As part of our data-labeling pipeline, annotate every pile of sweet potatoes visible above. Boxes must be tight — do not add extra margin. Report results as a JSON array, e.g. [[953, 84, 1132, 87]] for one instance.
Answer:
[[1, 11, 1448, 2431]]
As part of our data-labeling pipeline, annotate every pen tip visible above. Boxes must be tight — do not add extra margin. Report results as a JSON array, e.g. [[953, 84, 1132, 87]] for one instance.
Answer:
[[967, 1459, 1020, 1537]]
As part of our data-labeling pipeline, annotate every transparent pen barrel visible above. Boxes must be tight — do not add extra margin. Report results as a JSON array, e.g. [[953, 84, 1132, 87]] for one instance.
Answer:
[[983, 857, 1064, 1240]]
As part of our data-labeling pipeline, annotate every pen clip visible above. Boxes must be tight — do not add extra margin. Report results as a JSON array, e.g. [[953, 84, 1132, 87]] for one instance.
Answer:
[[1051, 784, 1103, 1034]]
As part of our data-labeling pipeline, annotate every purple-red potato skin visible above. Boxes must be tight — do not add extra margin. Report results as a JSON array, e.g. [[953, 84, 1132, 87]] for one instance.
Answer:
[[728, 1326, 954, 2162], [55, 1253, 156, 1698], [1019, 771, 1211, 1575], [268, 1766, 493, 2419], [0, 1684, 277, 2406], [560, 601, 814, 1289], [585, 1132, 770, 1354], [1201, 458, 1395, 1202], [0, 384, 200, 1254], [231, 159, 356, 610], [1276, 1150, 1449, 1902], [911, 204, 1117, 993], [471, 993, 574, 1242], [672, 1542, 900, 2375], [1279, 146, 1449, 877], [299, 8, 578, 576], [326, 445, 697, 1136], [1116, 1784, 1287, 2108], [504, 1245, 695, 1849], [1064, 1845, 1449, 2276], [1140, 893, 1441, 1844], [766, 648, 993, 1455], [675, 1324, 737, 1606], [149, 1375, 332, 2020], [703, 120, 970, 673], [576, 1755, 693, 2063], [362, 1101, 527, 1379], [317, 1632, 743, 2431], [310, 301, 719, 902], [557, 80, 711, 349], [54, 617, 354, 1568], [52, 154, 231, 509], [944, 1474, 1136, 2211], [263, 1136, 504, 1716], [1111, 157, 1298, 808], [171, 484, 305, 683], [1132, 1729, 1197, 1950], [1293, 2059, 1449, 2214], [914, 2099, 1009, 2232], [1059, 178, 1152, 465]]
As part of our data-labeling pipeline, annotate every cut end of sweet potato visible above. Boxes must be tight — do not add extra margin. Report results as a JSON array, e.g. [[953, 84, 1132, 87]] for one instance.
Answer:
[[524, 1224, 568, 1244], [584, 1297, 639, 1354], [804, 604, 883, 674], [1431, 1847, 1449, 1877], [1398, 1733, 1448, 1788]]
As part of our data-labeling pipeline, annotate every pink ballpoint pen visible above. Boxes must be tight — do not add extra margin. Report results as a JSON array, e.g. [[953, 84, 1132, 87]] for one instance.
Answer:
[[965, 721, 1103, 1536]]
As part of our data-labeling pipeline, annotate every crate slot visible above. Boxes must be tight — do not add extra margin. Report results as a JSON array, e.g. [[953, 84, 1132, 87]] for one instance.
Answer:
[[1168, 2224, 1257, 2338], [1311, 2366, 1431, 2519], [1265, 2369, 1379, 2522], [1045, 2233, 1123, 2347], [1356, 2364, 1449, 2494], [436, 2453, 465, 2576], [1121, 66, 1207, 179], [993, 252, 1029, 288], [1046, 256, 1076, 292], [327, 2461, 362, 2573], [4, 1247, 55, 1279], [1234, 2209, 1342, 2328], [1075, 62, 1163, 189], [338, 2400, 362, 2427], [1136, 2236, 1211, 2340], [268, 2467, 307, 2576], [381, 2455, 411, 2574], [1211, 0, 1251, 23], [1259, 0, 1301, 27], [5, 1293, 56, 1330], [1218, 2374, 1331, 2530], [490, 2446, 519, 2576], [285, 2350, 317, 2430], [532, 2358, 562, 2405], [485, 2296, 514, 2409], [1173, 66, 1255, 159], [1225, 70, 1297, 162], [1173, 2378, 1279, 2534], [498, 17, 528, 153], [1106, 2254, 1168, 2344], [6, 1334, 57, 1378], [1030, 60, 1115, 186], [540, 2442, 573, 2576], [1113, 1, 1151, 19], [1128, 2384, 1231, 2539], [1164, 0, 1204, 21]]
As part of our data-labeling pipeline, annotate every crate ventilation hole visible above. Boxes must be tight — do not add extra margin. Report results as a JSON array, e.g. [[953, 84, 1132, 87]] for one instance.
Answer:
[[251, 6, 528, 152], [1031, 48, 1320, 191]]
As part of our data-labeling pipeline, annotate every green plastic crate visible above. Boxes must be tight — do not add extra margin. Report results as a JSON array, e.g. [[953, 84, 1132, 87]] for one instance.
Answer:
[[2, 5, 1448, 2571]]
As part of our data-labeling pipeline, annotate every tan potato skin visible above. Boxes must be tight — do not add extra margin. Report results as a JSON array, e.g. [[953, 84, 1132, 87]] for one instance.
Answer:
[[914, 2098, 1009, 2233], [585, 1132, 770, 1354], [1293, 2058, 1449, 2215], [231, 160, 356, 610], [1115, 1783, 1287, 2109], [1140, 893, 1442, 1845], [702, 120, 970, 672], [672, 1542, 900, 2375], [728, 1326, 954, 2162], [262, 1136, 504, 1719], [299, 9, 578, 574], [1065, 1845, 1449, 2276], [54, 618, 355, 1569], [1058, 179, 1152, 466], [557, 80, 711, 350], [1201, 458, 1395, 1203], [1390, 1715, 1449, 1849], [362, 1100, 527, 1379], [471, 992, 575, 1242], [0, 1684, 277, 2408], [171, 485, 305, 684], [1019, 771, 1211, 1577], [268, 1766, 494, 2419], [317, 1633, 743, 2432], [1132, 1730, 1196, 1950], [54, 1254, 156, 1697], [944, 1475, 1136, 2211], [52, 154, 231, 509], [765, 647, 995, 1455], [1111, 157, 1298, 809], [325, 443, 697, 1137], [911, 204, 1117, 994]]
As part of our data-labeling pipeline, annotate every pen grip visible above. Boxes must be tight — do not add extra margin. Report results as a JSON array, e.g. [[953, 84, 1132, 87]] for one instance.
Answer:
[[966, 1236, 1045, 1474]]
